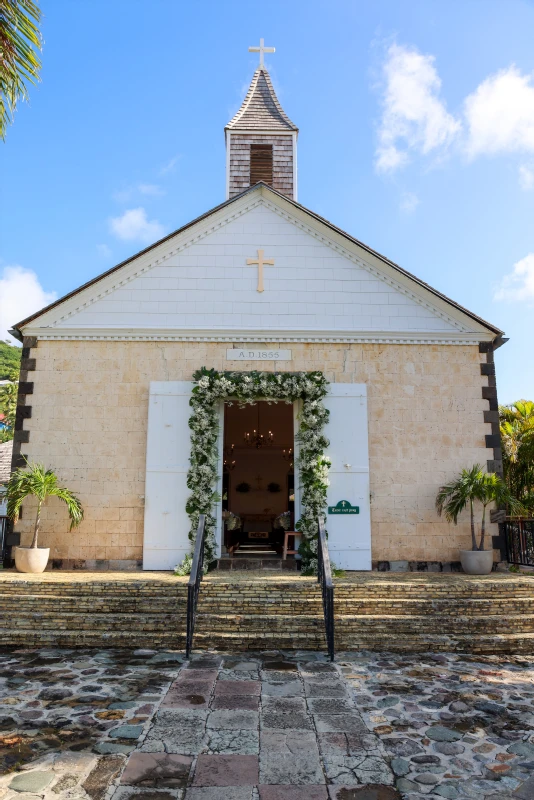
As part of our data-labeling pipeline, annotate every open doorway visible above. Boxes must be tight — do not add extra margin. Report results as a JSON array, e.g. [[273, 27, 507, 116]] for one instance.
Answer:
[[221, 400, 295, 560]]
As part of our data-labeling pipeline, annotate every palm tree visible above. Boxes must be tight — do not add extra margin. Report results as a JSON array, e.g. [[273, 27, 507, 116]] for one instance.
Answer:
[[436, 465, 485, 550], [6, 461, 83, 548], [0, 0, 42, 140], [436, 465, 524, 551], [500, 400, 534, 512]]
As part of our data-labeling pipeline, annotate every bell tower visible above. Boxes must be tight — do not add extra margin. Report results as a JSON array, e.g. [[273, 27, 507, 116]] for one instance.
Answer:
[[225, 39, 298, 201]]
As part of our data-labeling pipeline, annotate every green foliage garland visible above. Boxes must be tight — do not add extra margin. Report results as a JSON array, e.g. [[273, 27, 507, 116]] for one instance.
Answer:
[[179, 367, 331, 572]]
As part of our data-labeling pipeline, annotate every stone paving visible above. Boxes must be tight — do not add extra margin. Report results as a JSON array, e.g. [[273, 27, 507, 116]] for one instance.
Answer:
[[1, 648, 534, 800]]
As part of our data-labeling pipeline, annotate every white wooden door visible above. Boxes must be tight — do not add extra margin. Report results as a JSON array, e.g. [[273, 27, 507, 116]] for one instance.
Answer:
[[324, 383, 371, 570], [143, 381, 193, 570]]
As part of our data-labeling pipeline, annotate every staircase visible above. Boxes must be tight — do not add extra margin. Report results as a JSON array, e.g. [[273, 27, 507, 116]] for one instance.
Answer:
[[0, 575, 188, 648], [335, 576, 534, 654], [216, 542, 299, 571], [194, 576, 324, 649], [2, 571, 534, 654]]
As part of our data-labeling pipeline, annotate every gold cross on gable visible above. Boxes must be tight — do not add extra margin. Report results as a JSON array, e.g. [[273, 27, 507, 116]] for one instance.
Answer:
[[246, 249, 275, 293]]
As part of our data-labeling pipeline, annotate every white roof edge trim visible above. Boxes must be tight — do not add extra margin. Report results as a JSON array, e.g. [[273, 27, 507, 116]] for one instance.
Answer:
[[22, 327, 492, 345]]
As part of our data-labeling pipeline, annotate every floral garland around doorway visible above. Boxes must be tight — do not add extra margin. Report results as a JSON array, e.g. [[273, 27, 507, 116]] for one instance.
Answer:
[[177, 367, 331, 574]]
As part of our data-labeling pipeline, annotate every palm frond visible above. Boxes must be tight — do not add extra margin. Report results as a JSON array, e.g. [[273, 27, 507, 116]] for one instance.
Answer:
[[0, 0, 42, 139], [48, 486, 84, 530], [435, 464, 484, 523], [5, 460, 84, 532], [500, 400, 534, 503]]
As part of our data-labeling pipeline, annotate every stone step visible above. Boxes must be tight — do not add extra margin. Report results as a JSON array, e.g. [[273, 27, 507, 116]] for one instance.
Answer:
[[0, 584, 187, 597], [334, 585, 534, 598], [335, 632, 534, 654], [215, 558, 299, 571], [192, 630, 534, 654], [195, 613, 327, 634], [194, 597, 534, 616], [3, 610, 187, 632], [336, 614, 534, 634], [0, 626, 185, 648], [194, 612, 534, 635], [192, 630, 327, 650], [1, 595, 187, 614]]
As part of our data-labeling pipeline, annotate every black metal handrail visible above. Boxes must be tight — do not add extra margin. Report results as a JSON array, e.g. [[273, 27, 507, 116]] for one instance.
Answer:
[[505, 519, 534, 566], [185, 514, 206, 658], [317, 516, 335, 661]]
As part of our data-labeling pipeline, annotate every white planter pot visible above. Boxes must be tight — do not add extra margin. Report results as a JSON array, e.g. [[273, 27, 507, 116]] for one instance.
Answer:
[[14, 547, 50, 574], [460, 549, 494, 575]]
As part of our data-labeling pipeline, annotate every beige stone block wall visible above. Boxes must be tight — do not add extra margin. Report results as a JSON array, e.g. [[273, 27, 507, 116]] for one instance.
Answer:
[[15, 340, 496, 564]]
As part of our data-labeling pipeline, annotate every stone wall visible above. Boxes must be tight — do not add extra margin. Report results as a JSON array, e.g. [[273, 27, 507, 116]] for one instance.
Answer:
[[13, 340, 496, 566]]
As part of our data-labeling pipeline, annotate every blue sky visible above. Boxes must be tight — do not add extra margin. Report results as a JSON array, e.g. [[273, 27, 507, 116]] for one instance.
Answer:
[[1, 0, 533, 404]]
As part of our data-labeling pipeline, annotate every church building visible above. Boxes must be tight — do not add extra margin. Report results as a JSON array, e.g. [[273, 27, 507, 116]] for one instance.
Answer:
[[8, 42, 505, 572]]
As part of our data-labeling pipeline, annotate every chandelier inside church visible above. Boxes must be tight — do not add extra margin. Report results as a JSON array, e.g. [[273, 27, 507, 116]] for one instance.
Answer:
[[244, 405, 274, 448]]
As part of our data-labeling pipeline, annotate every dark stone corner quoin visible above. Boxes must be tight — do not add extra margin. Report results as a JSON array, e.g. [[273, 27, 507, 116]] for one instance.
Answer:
[[479, 338, 507, 560], [4, 336, 37, 564]]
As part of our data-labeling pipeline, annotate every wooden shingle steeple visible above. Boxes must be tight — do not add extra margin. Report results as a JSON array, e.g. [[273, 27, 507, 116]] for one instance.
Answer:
[[225, 52, 298, 200]]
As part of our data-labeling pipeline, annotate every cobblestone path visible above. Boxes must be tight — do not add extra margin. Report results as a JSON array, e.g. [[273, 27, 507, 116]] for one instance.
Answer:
[[1, 648, 534, 800]]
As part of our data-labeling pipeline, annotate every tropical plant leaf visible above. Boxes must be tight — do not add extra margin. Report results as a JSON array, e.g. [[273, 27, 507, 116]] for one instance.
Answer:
[[0, 0, 42, 139], [5, 460, 83, 547]]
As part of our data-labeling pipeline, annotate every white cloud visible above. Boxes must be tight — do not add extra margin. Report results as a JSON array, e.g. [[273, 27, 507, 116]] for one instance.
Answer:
[[519, 163, 534, 190], [113, 188, 132, 203], [464, 66, 534, 159], [109, 208, 166, 244], [375, 43, 461, 173], [494, 253, 534, 302], [400, 191, 419, 213], [96, 243, 112, 259], [159, 155, 180, 175], [0, 265, 57, 341], [113, 183, 165, 203], [138, 183, 164, 196]]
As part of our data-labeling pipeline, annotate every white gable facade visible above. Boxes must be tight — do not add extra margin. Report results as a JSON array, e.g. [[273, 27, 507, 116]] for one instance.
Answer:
[[22, 191, 483, 345], [8, 65, 505, 572]]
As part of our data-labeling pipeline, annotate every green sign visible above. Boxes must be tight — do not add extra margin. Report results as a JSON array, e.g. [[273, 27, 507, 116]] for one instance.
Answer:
[[328, 500, 359, 515]]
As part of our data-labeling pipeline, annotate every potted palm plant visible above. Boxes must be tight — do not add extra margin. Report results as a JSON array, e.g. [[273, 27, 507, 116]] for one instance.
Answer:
[[436, 464, 524, 574], [6, 461, 84, 573]]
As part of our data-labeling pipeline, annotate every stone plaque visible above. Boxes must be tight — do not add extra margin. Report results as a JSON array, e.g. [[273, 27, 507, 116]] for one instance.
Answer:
[[226, 349, 292, 361]]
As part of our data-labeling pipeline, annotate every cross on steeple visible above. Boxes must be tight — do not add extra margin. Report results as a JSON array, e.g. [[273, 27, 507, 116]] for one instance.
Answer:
[[248, 38, 275, 69]]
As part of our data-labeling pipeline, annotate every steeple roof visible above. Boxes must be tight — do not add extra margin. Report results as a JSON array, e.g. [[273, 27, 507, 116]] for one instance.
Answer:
[[226, 67, 298, 133]]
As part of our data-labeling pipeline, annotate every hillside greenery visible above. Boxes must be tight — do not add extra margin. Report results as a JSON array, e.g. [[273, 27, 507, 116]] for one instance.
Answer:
[[0, 340, 21, 380]]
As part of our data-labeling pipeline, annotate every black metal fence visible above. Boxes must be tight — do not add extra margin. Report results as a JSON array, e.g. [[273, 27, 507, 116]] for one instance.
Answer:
[[185, 514, 206, 658], [0, 517, 8, 566], [317, 516, 335, 661], [505, 519, 534, 566]]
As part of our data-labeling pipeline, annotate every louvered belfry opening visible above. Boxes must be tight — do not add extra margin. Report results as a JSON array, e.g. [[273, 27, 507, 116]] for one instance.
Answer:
[[250, 144, 273, 187], [226, 66, 298, 199]]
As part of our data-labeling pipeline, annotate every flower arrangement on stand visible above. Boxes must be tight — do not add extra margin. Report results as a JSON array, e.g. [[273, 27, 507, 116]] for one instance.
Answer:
[[224, 511, 241, 531], [274, 511, 291, 531], [175, 367, 331, 575]]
